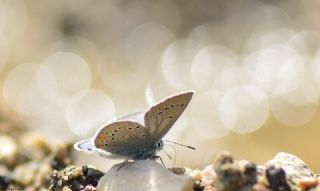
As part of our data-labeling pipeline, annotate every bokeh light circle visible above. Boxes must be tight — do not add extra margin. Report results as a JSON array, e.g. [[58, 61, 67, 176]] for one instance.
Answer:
[[290, 31, 320, 57], [212, 65, 252, 95], [161, 39, 202, 90], [189, 91, 230, 139], [0, 31, 9, 73], [271, 80, 318, 126], [244, 44, 304, 96], [126, 22, 175, 75], [65, 89, 115, 137], [43, 51, 91, 102], [145, 72, 179, 106], [191, 45, 236, 90], [219, 84, 269, 134], [3, 63, 58, 116]]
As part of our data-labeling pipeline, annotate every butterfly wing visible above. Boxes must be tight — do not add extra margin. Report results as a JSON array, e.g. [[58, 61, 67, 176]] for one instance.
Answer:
[[74, 138, 124, 158], [94, 121, 152, 156], [74, 138, 96, 153], [144, 91, 193, 144]]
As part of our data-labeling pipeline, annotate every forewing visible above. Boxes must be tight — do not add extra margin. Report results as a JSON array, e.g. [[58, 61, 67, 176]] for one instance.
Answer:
[[144, 91, 193, 144], [94, 121, 151, 156]]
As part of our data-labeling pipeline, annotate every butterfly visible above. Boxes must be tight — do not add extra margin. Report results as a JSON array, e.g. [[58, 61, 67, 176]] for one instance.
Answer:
[[74, 91, 194, 161]]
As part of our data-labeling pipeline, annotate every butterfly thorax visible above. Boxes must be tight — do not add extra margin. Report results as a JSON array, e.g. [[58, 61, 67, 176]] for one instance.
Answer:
[[132, 140, 163, 160]]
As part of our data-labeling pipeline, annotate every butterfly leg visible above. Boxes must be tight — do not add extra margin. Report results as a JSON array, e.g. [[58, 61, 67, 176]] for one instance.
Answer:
[[117, 158, 129, 172], [150, 155, 166, 168]]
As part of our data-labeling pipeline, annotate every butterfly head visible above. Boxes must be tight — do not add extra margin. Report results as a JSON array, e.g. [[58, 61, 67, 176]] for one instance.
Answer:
[[156, 140, 164, 150]]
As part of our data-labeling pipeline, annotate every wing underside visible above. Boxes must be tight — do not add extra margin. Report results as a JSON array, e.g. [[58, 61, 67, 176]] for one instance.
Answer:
[[94, 121, 151, 156], [144, 91, 193, 144]]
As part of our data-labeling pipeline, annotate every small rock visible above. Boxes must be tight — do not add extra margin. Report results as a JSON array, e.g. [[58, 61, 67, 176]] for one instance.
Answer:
[[214, 153, 258, 191], [265, 166, 291, 191], [244, 162, 258, 185], [0, 175, 11, 190], [298, 177, 318, 191], [266, 152, 315, 180], [187, 169, 203, 182], [252, 183, 269, 191], [201, 164, 217, 187], [49, 166, 103, 191], [0, 135, 18, 167], [81, 185, 97, 191], [82, 165, 104, 186], [203, 185, 216, 191], [214, 151, 233, 165], [62, 187, 72, 191], [19, 133, 51, 161], [170, 167, 186, 175], [214, 163, 243, 191], [6, 185, 22, 191], [34, 163, 52, 188], [50, 144, 72, 170], [193, 181, 204, 191], [13, 162, 39, 186]]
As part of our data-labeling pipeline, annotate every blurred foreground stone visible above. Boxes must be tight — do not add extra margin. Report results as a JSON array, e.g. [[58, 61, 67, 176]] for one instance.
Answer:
[[97, 160, 194, 191]]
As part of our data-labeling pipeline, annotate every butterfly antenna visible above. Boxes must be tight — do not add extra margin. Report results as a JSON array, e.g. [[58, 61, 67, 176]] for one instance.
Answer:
[[162, 148, 172, 160], [163, 140, 196, 150]]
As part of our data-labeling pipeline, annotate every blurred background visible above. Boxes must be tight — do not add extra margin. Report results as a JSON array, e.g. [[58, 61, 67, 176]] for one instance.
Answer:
[[0, 0, 320, 172]]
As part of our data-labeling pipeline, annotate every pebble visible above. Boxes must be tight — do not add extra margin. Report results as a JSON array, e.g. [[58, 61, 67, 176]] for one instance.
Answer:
[[13, 162, 39, 186], [0, 175, 11, 190], [265, 166, 291, 191], [49, 165, 103, 191], [170, 167, 186, 175], [193, 181, 205, 191], [62, 187, 72, 191], [266, 152, 315, 180], [203, 185, 216, 191], [19, 132, 51, 161], [0, 135, 18, 166], [298, 177, 319, 191], [81, 185, 97, 191], [187, 169, 203, 182], [252, 183, 269, 191], [214, 152, 260, 191], [201, 164, 217, 187]]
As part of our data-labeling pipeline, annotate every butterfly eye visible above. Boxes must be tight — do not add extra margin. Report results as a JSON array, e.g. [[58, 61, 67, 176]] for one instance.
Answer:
[[164, 107, 169, 110], [111, 137, 115, 140], [105, 143, 108, 146], [180, 104, 185, 107], [157, 142, 163, 148], [128, 127, 132, 130], [171, 104, 174, 107], [114, 130, 118, 132], [136, 126, 140, 128], [157, 112, 162, 115], [111, 134, 115, 136]]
